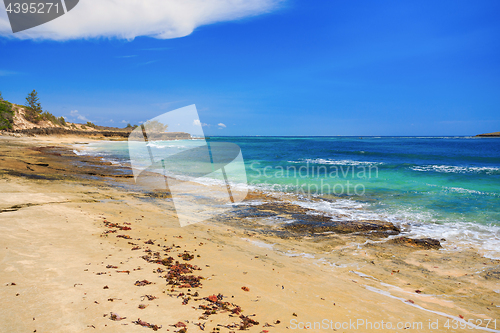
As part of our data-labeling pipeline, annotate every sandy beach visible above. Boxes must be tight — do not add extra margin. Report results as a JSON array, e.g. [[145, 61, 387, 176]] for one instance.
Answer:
[[1, 135, 499, 333]]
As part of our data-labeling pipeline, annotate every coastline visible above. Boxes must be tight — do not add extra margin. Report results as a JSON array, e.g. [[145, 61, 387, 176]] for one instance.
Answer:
[[1, 136, 499, 332], [476, 132, 500, 138]]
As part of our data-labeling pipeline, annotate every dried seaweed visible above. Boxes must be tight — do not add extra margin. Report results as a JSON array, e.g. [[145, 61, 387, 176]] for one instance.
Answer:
[[132, 318, 162, 331]]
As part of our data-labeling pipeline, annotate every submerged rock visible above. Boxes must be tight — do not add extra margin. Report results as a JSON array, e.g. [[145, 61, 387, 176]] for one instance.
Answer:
[[388, 237, 441, 249], [283, 218, 400, 235]]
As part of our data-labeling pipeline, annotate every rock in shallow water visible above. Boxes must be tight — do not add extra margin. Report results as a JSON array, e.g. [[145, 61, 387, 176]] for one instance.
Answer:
[[283, 217, 400, 235], [388, 237, 442, 249]]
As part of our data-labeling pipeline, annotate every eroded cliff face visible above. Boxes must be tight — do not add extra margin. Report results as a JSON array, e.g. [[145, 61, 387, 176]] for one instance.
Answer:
[[1, 104, 190, 140], [8, 104, 94, 131]]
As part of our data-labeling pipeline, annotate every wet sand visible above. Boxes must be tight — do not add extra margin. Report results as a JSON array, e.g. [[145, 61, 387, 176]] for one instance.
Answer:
[[0, 136, 499, 332]]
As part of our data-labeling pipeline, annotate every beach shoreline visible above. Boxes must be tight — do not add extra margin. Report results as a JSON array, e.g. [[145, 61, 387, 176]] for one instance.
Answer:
[[1, 135, 499, 332]]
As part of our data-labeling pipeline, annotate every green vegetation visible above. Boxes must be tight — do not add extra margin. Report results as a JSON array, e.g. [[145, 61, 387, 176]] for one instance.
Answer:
[[85, 121, 97, 128], [143, 119, 168, 132], [40, 111, 67, 126], [25, 90, 67, 126], [1, 90, 103, 130], [126, 123, 139, 129], [0, 99, 14, 130], [25, 89, 43, 123]]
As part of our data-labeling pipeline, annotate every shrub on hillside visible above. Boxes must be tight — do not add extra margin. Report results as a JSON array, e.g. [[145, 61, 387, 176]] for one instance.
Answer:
[[41, 111, 65, 126], [0, 99, 14, 130], [86, 121, 97, 128]]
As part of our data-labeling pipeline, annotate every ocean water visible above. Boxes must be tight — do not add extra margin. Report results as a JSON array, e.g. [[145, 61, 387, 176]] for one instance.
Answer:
[[74, 136, 500, 258]]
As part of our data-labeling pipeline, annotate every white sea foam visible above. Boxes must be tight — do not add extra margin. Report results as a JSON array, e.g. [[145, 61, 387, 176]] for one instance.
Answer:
[[291, 198, 381, 222], [229, 200, 268, 206], [242, 238, 275, 250], [350, 270, 377, 279], [365, 286, 500, 332], [283, 251, 315, 259], [411, 164, 500, 174], [443, 186, 499, 196], [401, 222, 500, 259], [72, 149, 87, 156], [281, 196, 500, 260], [288, 158, 383, 166]]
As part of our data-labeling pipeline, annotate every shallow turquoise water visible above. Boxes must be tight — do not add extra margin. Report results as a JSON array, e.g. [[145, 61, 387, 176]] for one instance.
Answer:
[[75, 136, 500, 258]]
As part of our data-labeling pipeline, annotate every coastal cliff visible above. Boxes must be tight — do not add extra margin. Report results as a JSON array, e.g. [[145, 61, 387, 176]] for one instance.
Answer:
[[9, 127, 192, 140], [0, 100, 190, 140]]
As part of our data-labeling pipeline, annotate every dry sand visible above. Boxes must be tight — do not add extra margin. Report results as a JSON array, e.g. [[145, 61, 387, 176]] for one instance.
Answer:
[[0, 135, 499, 333]]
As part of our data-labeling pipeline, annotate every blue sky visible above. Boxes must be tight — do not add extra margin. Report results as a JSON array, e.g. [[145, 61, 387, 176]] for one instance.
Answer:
[[1, 0, 499, 136]]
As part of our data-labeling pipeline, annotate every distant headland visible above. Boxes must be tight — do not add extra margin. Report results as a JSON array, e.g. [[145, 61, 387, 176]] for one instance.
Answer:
[[475, 131, 500, 137]]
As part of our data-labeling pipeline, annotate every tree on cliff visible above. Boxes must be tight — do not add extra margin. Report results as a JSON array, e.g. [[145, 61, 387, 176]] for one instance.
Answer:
[[0, 91, 3, 101], [25, 90, 43, 123]]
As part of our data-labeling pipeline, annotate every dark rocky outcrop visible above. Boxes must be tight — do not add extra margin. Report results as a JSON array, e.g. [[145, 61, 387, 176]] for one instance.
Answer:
[[230, 200, 400, 237], [283, 219, 400, 235], [476, 131, 500, 137], [388, 236, 442, 249]]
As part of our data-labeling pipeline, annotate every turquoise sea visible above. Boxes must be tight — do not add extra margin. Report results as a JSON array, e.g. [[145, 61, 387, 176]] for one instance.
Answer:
[[75, 136, 500, 259]]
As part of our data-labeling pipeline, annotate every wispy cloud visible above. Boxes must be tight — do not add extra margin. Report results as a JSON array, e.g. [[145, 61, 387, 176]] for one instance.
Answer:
[[136, 60, 158, 67], [69, 110, 90, 122], [0, 69, 18, 76], [115, 55, 138, 58], [218, 123, 226, 128], [0, 0, 284, 40], [141, 47, 173, 51]]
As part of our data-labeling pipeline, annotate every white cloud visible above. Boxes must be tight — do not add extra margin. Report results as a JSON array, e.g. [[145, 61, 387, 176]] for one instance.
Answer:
[[69, 110, 90, 122], [0, 0, 283, 40], [218, 123, 226, 128], [193, 119, 209, 127]]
